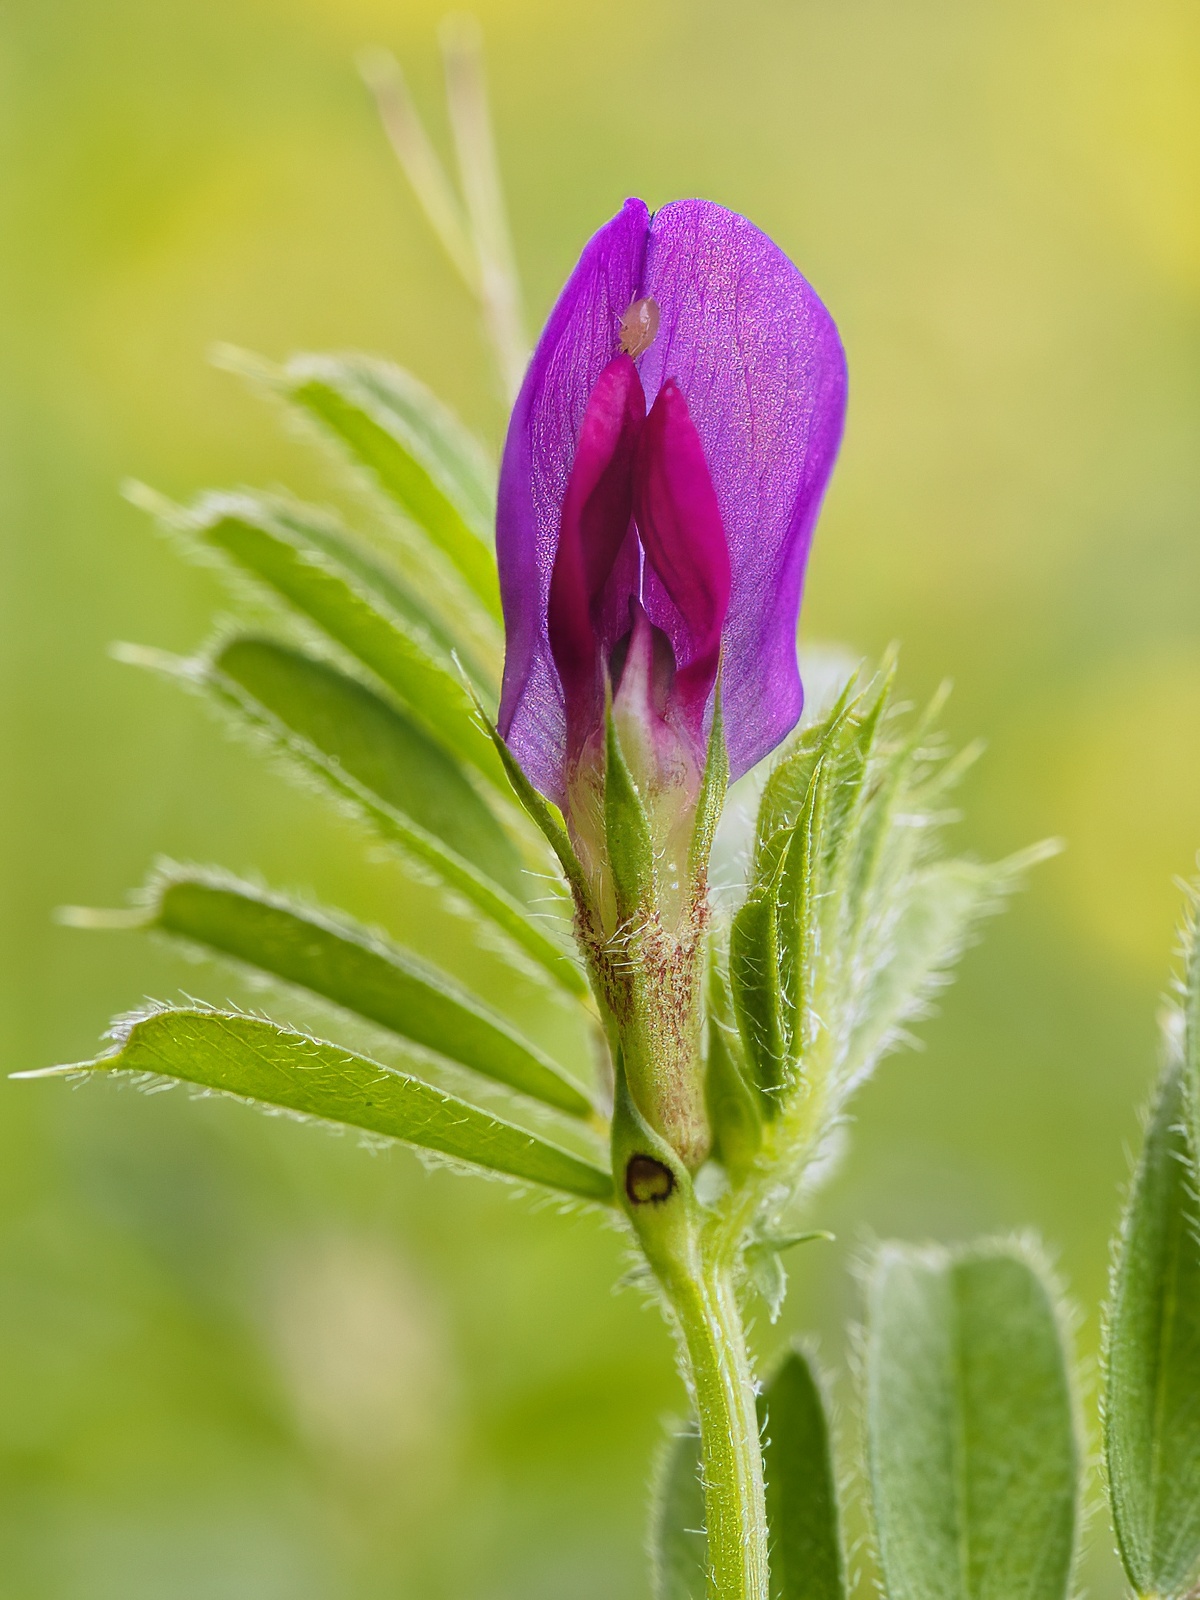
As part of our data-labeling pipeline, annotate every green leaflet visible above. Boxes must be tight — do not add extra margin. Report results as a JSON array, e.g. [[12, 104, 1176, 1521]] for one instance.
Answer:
[[754, 683, 854, 868], [214, 635, 524, 897], [221, 491, 482, 680], [775, 759, 828, 1037], [818, 675, 892, 892], [866, 1242, 1078, 1600], [705, 1013, 763, 1178], [843, 678, 948, 934], [652, 1426, 707, 1600], [186, 492, 504, 790], [755, 731, 826, 873], [277, 352, 501, 618], [37, 1009, 612, 1202], [759, 1347, 845, 1600], [151, 648, 585, 996], [729, 891, 787, 1104], [150, 873, 593, 1118], [1105, 1056, 1200, 1600], [473, 701, 589, 907], [839, 858, 1003, 1091], [733, 687, 877, 1109]]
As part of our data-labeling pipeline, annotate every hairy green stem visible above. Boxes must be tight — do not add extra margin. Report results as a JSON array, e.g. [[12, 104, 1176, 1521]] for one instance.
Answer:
[[612, 1067, 768, 1599], [670, 1256, 769, 1600]]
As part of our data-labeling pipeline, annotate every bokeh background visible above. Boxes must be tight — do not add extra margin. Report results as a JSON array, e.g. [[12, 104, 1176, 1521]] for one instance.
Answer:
[[2, 0, 1198, 1594]]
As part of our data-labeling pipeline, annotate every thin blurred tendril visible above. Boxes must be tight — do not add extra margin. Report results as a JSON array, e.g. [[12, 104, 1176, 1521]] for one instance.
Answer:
[[359, 20, 529, 408]]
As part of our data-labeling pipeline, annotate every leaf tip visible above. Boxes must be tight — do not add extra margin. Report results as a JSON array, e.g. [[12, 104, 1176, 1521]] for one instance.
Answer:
[[121, 478, 177, 520], [209, 343, 277, 386], [8, 1062, 93, 1081]]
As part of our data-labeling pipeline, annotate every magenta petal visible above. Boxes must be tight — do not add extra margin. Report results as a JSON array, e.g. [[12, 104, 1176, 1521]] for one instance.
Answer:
[[547, 355, 645, 758], [634, 380, 731, 745], [639, 201, 847, 779], [497, 198, 650, 802]]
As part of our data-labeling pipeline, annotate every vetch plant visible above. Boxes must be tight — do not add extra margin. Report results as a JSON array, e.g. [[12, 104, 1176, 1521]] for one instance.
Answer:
[[17, 28, 1200, 1600]]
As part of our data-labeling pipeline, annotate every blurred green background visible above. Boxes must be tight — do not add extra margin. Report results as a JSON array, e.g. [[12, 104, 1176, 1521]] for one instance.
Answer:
[[2, 0, 1198, 1594]]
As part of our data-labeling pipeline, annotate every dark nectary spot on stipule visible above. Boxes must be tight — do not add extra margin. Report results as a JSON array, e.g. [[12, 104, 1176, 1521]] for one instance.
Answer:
[[625, 1154, 675, 1205]]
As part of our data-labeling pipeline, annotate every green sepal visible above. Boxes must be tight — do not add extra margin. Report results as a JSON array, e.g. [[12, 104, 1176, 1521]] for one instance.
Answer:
[[759, 1346, 845, 1600], [463, 679, 592, 912], [1105, 1054, 1200, 1600], [729, 889, 787, 1107], [148, 869, 594, 1118], [22, 1008, 613, 1203], [840, 855, 1033, 1091], [845, 671, 947, 926], [735, 658, 1049, 1174], [688, 679, 729, 886], [604, 702, 657, 927]]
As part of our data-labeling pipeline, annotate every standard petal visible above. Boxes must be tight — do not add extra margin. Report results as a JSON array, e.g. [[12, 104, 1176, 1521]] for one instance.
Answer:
[[498, 198, 650, 801], [638, 200, 847, 778], [634, 379, 731, 744]]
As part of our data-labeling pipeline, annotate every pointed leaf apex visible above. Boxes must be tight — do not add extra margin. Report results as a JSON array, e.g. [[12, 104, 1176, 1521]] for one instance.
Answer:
[[689, 674, 729, 882]]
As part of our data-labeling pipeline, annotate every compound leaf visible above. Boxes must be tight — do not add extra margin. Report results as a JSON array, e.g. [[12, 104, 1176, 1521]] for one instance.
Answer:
[[121, 645, 585, 997], [840, 859, 994, 1093], [150, 872, 593, 1118], [186, 492, 504, 790]]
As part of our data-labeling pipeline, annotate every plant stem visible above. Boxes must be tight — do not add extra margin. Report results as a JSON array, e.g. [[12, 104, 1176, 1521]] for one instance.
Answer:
[[669, 1253, 769, 1600], [611, 1069, 768, 1598]]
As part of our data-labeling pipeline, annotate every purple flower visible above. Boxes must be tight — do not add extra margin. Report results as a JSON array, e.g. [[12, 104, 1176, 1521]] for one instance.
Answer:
[[497, 197, 847, 812]]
